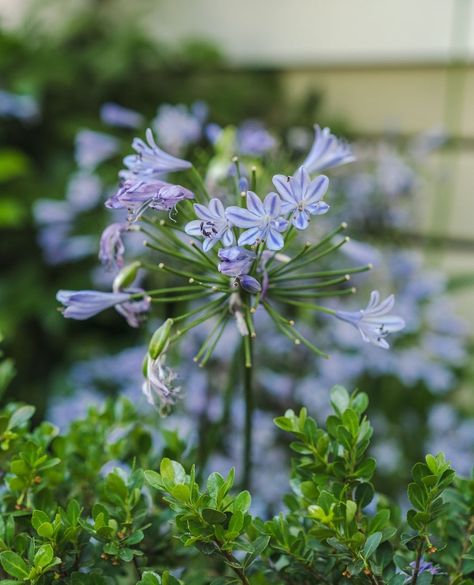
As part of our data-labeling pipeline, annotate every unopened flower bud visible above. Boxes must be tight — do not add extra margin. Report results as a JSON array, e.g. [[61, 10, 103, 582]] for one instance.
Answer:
[[113, 261, 141, 291], [239, 275, 261, 294], [148, 318, 174, 359]]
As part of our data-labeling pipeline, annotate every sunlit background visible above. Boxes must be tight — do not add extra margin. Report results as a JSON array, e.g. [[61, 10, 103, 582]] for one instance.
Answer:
[[0, 0, 473, 506]]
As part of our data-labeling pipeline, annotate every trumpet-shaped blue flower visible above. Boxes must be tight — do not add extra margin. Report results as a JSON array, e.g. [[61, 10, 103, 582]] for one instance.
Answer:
[[226, 191, 288, 250], [185, 198, 235, 251], [57, 290, 132, 320], [121, 128, 192, 180], [335, 290, 405, 349], [57, 289, 150, 327], [303, 125, 355, 173], [272, 166, 329, 230], [217, 246, 256, 276]]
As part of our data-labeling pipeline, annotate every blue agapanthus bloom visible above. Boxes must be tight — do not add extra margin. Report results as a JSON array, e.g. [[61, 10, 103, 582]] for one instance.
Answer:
[[335, 290, 405, 349], [273, 166, 330, 230], [226, 191, 288, 250], [121, 128, 192, 180], [185, 198, 235, 251], [303, 124, 355, 173], [57, 289, 150, 327]]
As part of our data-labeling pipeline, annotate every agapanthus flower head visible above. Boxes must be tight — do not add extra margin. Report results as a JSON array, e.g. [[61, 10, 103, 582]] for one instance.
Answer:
[[217, 246, 256, 277], [142, 353, 180, 414], [335, 290, 405, 349], [273, 166, 329, 230], [152, 103, 204, 155], [121, 128, 192, 180], [303, 125, 355, 173], [185, 198, 235, 251], [226, 191, 288, 250], [75, 129, 120, 171], [100, 102, 144, 129], [99, 222, 128, 271]]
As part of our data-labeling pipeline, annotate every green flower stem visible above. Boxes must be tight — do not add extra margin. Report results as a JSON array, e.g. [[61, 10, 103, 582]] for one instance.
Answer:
[[200, 313, 230, 366], [271, 263, 372, 282], [270, 287, 356, 300], [157, 262, 227, 285], [172, 296, 230, 323], [270, 222, 348, 276], [269, 275, 351, 291], [187, 240, 221, 270], [143, 240, 209, 270], [190, 166, 211, 203], [173, 299, 229, 339], [242, 334, 254, 490], [275, 236, 350, 277], [250, 165, 257, 192], [263, 301, 329, 358], [150, 292, 212, 303], [271, 297, 340, 313], [193, 310, 229, 363]]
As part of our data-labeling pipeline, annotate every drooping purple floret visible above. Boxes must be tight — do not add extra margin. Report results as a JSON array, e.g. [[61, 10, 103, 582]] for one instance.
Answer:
[[106, 178, 194, 221], [99, 223, 128, 271]]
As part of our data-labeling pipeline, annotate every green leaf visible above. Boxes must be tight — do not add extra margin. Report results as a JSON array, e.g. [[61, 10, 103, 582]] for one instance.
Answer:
[[363, 531, 383, 559], [144, 470, 163, 490], [233, 491, 251, 514], [346, 500, 357, 524], [408, 483, 427, 511], [342, 409, 359, 437], [7, 405, 35, 430], [160, 459, 185, 484], [138, 571, 161, 585], [37, 522, 54, 539], [330, 385, 350, 415], [368, 509, 390, 533], [0, 550, 29, 578], [202, 508, 227, 525], [34, 544, 54, 569]]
